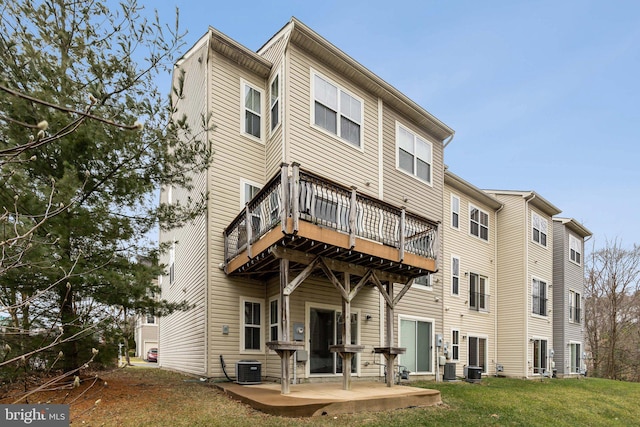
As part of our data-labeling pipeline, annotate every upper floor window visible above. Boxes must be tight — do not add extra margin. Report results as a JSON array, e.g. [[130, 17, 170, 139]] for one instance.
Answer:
[[570, 234, 582, 265], [397, 123, 432, 184], [312, 72, 362, 147], [451, 194, 460, 229], [532, 212, 548, 247], [469, 205, 489, 241], [241, 80, 263, 141], [451, 256, 460, 295], [569, 290, 581, 323], [169, 241, 175, 285], [532, 277, 548, 316], [241, 180, 261, 207], [469, 273, 489, 311], [270, 74, 280, 132]]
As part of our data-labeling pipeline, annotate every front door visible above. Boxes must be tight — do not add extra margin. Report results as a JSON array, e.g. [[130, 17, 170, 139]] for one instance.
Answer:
[[309, 307, 357, 374]]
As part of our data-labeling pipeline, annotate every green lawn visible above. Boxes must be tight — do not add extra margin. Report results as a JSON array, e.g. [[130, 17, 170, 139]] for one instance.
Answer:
[[81, 368, 640, 426]]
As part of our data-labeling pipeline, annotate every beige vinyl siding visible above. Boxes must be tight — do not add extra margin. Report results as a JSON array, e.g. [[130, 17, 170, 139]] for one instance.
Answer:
[[286, 44, 380, 198], [381, 105, 444, 224], [491, 194, 527, 377], [159, 42, 209, 376], [264, 35, 290, 177], [205, 50, 270, 377], [442, 184, 497, 376]]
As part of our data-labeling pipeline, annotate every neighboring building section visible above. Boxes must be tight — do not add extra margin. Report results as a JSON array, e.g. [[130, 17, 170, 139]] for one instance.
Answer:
[[442, 170, 502, 378], [135, 312, 158, 360], [552, 218, 592, 377], [484, 190, 561, 378]]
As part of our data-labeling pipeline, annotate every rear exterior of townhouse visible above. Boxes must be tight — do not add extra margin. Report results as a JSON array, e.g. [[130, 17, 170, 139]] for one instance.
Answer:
[[484, 190, 562, 378], [158, 18, 592, 386], [158, 18, 453, 389], [552, 218, 591, 377], [442, 171, 502, 378]]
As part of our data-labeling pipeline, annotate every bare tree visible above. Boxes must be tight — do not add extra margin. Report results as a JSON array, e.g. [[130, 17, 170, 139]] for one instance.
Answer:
[[585, 239, 640, 380]]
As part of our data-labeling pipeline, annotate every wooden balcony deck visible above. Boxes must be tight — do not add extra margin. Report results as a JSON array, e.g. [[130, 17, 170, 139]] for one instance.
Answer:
[[224, 164, 439, 281]]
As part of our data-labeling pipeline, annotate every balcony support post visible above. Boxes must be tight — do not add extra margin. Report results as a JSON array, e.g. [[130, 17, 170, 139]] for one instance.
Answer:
[[342, 273, 352, 390], [280, 258, 291, 394]]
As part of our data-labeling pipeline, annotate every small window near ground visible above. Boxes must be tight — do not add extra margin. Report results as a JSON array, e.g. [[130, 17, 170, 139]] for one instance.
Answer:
[[242, 299, 263, 351]]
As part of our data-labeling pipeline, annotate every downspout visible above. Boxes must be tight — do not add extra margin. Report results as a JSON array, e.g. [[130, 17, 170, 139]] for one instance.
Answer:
[[523, 192, 536, 377], [204, 31, 212, 377], [442, 131, 455, 150], [494, 202, 504, 375]]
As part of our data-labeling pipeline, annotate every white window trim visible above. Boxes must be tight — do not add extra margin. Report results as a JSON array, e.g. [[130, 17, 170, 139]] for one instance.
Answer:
[[397, 314, 435, 375], [467, 333, 489, 373], [411, 274, 433, 291], [569, 289, 581, 324], [305, 302, 361, 378], [531, 276, 550, 318], [451, 194, 460, 230], [269, 72, 281, 135], [568, 341, 583, 374], [240, 178, 263, 209], [395, 121, 434, 186], [168, 240, 175, 286], [166, 184, 173, 205], [240, 78, 264, 144], [469, 204, 489, 242], [451, 328, 460, 362], [268, 296, 280, 348], [531, 211, 548, 248], [240, 296, 265, 354], [569, 234, 582, 266], [310, 69, 364, 151], [468, 273, 489, 312], [531, 336, 550, 375], [451, 255, 460, 296]]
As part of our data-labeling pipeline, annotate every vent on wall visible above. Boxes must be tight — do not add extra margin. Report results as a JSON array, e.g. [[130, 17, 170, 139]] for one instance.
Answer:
[[236, 360, 262, 385]]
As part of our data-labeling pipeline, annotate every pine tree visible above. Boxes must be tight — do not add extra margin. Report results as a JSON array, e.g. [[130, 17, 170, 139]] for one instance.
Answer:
[[0, 0, 211, 374]]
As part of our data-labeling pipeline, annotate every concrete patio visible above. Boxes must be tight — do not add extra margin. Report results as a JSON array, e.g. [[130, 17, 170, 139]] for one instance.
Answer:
[[214, 381, 442, 417]]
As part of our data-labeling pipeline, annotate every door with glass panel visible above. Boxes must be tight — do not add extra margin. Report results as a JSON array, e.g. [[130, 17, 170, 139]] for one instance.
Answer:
[[399, 318, 433, 373], [309, 308, 357, 374]]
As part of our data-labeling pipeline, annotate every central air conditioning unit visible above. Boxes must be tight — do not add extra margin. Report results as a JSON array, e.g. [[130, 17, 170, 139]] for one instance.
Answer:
[[465, 366, 482, 383], [443, 362, 457, 381], [236, 360, 262, 385]]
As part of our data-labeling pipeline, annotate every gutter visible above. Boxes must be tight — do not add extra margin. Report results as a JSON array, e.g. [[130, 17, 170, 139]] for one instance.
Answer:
[[442, 132, 455, 150], [494, 202, 504, 375]]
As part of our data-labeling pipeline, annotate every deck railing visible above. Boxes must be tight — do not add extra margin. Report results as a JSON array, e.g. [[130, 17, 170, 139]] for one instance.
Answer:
[[224, 163, 439, 265]]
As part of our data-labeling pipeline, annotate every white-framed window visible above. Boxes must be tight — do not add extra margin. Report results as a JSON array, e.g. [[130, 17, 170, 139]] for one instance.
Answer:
[[451, 194, 460, 229], [312, 71, 362, 148], [570, 342, 582, 374], [269, 297, 279, 342], [569, 234, 582, 265], [241, 79, 263, 141], [533, 338, 548, 374], [145, 314, 156, 324], [240, 179, 262, 208], [469, 205, 489, 241], [532, 212, 548, 247], [532, 277, 548, 316], [269, 73, 280, 132], [413, 274, 432, 290], [468, 335, 487, 372], [241, 297, 264, 352], [469, 273, 488, 311], [169, 241, 175, 285], [569, 290, 581, 323], [451, 329, 460, 361], [396, 122, 433, 185], [399, 315, 433, 374], [451, 256, 460, 296]]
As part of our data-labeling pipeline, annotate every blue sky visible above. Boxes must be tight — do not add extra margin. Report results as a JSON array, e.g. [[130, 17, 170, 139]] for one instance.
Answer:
[[151, 0, 640, 249]]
